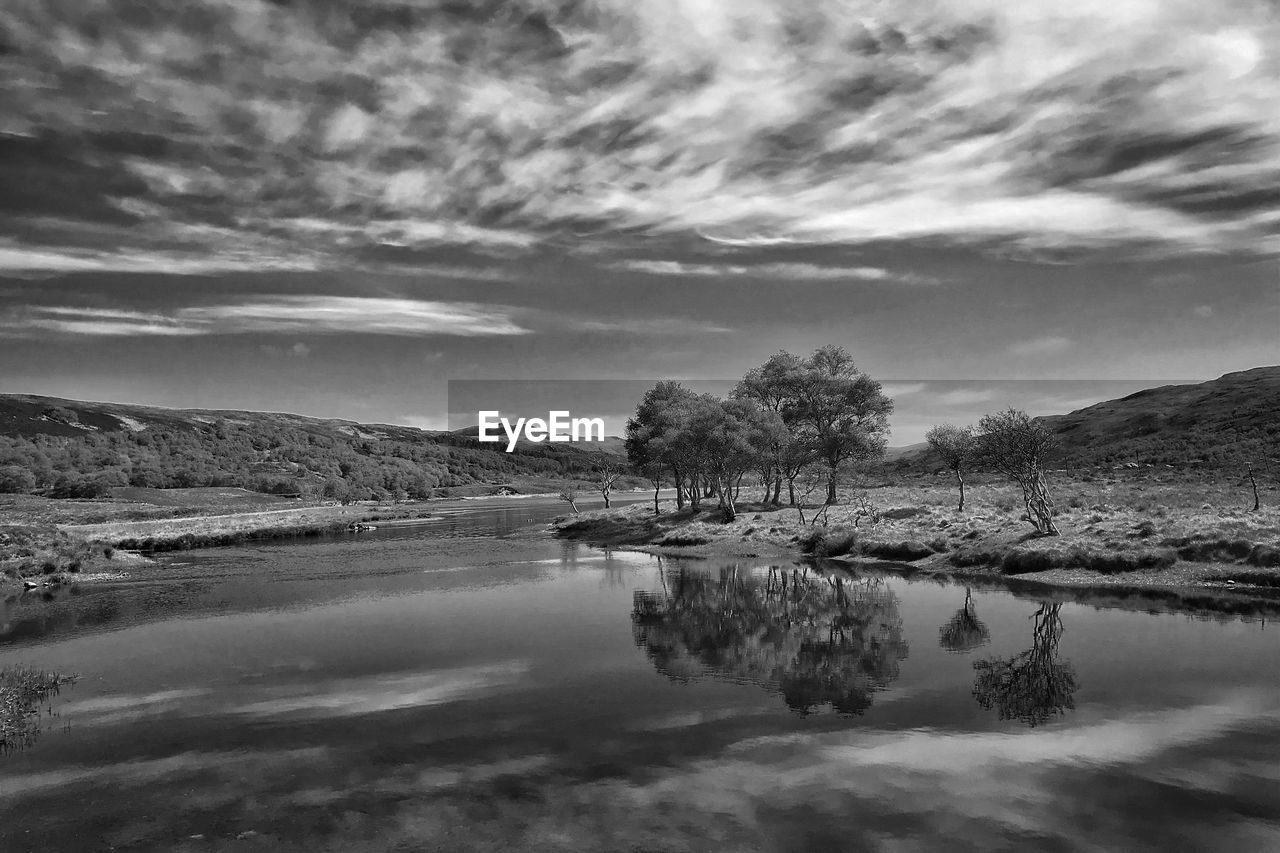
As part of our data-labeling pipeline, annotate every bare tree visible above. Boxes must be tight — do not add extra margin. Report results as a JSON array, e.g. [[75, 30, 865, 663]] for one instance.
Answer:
[[976, 409, 1060, 535], [557, 482, 580, 514], [1246, 463, 1261, 512], [926, 424, 976, 512], [594, 459, 624, 509]]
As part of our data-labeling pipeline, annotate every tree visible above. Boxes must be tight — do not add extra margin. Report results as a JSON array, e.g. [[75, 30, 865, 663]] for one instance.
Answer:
[[0, 465, 36, 494], [593, 458, 625, 509], [733, 351, 807, 504], [975, 408, 1060, 535], [926, 424, 976, 512], [972, 603, 1076, 727], [786, 346, 892, 505], [557, 482, 580, 513], [632, 565, 909, 716], [626, 381, 698, 510], [680, 397, 785, 522], [938, 588, 990, 653], [322, 477, 350, 504]]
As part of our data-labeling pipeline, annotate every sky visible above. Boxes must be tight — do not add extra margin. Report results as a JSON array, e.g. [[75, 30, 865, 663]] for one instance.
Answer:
[[1, 0, 1277, 443]]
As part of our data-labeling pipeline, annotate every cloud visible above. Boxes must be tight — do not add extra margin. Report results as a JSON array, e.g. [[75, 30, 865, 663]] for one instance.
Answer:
[[1, 298, 531, 338], [936, 388, 998, 406], [1193, 304, 1215, 317], [881, 382, 927, 397], [0, 0, 1275, 274], [260, 342, 312, 358], [573, 317, 734, 334], [1007, 335, 1075, 356], [234, 663, 529, 719], [613, 260, 935, 283]]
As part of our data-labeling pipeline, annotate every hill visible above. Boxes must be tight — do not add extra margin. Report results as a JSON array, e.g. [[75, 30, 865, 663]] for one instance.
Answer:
[[0, 394, 621, 500], [892, 367, 1280, 471]]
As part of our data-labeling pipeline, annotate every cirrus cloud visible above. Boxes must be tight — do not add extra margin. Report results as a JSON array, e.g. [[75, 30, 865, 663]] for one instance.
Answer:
[[0, 0, 1275, 275]]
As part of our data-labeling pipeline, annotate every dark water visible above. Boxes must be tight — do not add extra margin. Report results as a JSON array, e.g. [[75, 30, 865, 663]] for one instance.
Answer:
[[3, 497, 1280, 852]]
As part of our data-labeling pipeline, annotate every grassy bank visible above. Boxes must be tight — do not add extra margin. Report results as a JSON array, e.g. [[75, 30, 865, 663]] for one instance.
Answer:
[[0, 490, 451, 583], [553, 478, 1280, 595], [0, 524, 121, 588], [60, 503, 447, 552]]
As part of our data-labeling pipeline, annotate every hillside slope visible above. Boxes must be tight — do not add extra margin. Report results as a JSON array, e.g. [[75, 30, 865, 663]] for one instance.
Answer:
[[0, 394, 620, 498], [894, 367, 1280, 470]]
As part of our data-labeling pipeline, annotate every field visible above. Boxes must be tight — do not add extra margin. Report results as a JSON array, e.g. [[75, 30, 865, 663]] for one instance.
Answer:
[[555, 471, 1280, 594]]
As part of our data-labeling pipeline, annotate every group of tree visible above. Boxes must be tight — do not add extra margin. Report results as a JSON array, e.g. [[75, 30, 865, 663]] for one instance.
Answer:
[[632, 563, 909, 716], [625, 346, 894, 521], [927, 409, 1062, 535], [0, 416, 613, 502]]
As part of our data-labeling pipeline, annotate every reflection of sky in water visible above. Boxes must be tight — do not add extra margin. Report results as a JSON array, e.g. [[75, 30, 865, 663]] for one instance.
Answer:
[[2, 505, 1280, 850]]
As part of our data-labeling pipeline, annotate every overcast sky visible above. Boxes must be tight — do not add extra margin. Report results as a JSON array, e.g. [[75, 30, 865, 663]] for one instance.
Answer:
[[1, 1, 1277, 443]]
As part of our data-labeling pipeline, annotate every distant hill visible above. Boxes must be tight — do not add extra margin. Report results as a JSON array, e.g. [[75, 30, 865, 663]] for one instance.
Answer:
[[892, 367, 1280, 471], [449, 424, 627, 455], [0, 394, 622, 499]]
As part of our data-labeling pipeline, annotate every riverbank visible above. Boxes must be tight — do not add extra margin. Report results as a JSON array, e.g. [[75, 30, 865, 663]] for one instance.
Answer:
[[1, 493, 442, 588], [553, 481, 1280, 596]]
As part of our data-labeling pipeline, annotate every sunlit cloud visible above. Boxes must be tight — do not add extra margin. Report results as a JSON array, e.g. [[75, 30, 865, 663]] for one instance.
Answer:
[[0, 0, 1275, 272], [1, 298, 531, 338], [234, 663, 530, 719], [181, 297, 530, 337], [613, 260, 935, 283], [882, 382, 928, 397]]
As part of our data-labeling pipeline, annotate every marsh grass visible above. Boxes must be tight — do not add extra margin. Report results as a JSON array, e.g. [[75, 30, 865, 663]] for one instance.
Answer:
[[0, 666, 74, 753]]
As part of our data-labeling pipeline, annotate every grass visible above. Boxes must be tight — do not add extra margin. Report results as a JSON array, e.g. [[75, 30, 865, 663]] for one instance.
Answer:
[[1, 665, 74, 753], [554, 472, 1280, 593], [0, 524, 115, 584]]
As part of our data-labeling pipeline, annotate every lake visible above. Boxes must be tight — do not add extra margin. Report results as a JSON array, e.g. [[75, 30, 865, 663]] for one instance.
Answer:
[[3, 495, 1280, 852]]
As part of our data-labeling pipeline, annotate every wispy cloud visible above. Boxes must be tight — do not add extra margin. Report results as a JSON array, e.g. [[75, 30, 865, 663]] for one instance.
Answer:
[[573, 317, 734, 334], [0, 0, 1275, 272], [1007, 335, 1075, 356], [613, 260, 934, 283], [1, 298, 530, 338]]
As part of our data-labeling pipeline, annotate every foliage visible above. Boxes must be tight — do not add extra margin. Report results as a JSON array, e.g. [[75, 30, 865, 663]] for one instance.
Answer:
[[632, 565, 908, 716], [972, 603, 1076, 727], [976, 409, 1061, 535], [628, 346, 892, 519], [0, 414, 617, 502]]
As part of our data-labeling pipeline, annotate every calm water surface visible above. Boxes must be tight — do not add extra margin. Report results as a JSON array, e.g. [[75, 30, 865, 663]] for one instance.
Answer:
[[3, 496, 1280, 852]]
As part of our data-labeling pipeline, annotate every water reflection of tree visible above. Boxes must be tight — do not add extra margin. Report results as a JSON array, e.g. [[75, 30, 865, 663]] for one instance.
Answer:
[[938, 588, 990, 654], [972, 603, 1077, 727], [632, 564, 908, 716]]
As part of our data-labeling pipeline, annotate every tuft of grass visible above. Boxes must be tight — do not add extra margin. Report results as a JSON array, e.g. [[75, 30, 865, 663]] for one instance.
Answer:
[[1, 666, 75, 753]]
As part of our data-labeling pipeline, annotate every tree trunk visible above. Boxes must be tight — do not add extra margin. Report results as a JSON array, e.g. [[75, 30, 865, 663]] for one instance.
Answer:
[[1021, 472, 1058, 535], [773, 472, 783, 505], [721, 477, 736, 521], [653, 481, 661, 514], [602, 490, 611, 509], [689, 474, 701, 510], [1249, 468, 1261, 511], [956, 468, 965, 512], [673, 469, 685, 510], [826, 472, 838, 505], [568, 499, 579, 513], [788, 479, 796, 506]]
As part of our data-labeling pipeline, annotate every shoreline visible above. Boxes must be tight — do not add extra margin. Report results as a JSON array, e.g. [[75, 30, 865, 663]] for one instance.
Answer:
[[552, 488, 1280, 603]]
